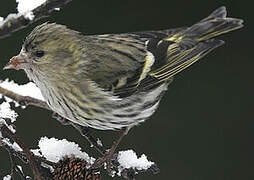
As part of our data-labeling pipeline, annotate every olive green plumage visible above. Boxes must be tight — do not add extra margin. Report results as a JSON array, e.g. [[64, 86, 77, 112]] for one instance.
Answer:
[[6, 6, 243, 130]]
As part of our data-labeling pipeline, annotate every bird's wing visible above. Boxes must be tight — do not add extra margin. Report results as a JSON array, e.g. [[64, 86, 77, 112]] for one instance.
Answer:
[[84, 28, 183, 97], [84, 7, 242, 98]]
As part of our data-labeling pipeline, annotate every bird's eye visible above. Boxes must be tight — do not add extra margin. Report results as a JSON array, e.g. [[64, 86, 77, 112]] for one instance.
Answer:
[[35, 50, 45, 58]]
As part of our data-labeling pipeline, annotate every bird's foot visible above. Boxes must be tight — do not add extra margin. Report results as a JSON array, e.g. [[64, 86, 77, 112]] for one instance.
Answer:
[[90, 150, 117, 175], [90, 128, 128, 175]]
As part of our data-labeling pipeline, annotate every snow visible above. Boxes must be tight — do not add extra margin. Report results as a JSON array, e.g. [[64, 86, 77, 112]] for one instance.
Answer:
[[16, 0, 46, 13], [1, 138, 22, 152], [0, 102, 18, 133], [16, 0, 46, 20], [0, 79, 45, 105], [97, 138, 103, 147], [0, 0, 47, 24], [117, 150, 154, 175], [0, 102, 17, 122], [17, 165, 23, 173], [0, 17, 3, 29], [30, 149, 41, 157], [3, 175, 11, 180], [32, 137, 95, 165], [0, 13, 22, 27], [23, 11, 34, 21]]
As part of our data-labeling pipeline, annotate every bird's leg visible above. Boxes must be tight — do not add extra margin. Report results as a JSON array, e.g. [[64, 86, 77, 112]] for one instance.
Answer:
[[91, 128, 129, 173]]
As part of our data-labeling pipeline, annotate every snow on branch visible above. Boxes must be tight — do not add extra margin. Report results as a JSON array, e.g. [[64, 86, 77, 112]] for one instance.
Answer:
[[31, 137, 95, 165], [0, 123, 43, 179], [0, 102, 18, 123], [0, 79, 44, 101], [0, 102, 18, 135], [0, 0, 72, 39], [117, 150, 155, 175], [0, 79, 49, 109]]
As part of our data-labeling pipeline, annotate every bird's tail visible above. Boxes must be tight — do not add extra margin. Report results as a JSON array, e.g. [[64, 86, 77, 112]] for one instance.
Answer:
[[166, 6, 243, 42], [149, 6, 243, 82]]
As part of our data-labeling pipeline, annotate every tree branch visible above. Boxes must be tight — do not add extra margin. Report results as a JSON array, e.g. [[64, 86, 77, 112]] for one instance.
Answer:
[[0, 0, 73, 39], [1, 125, 43, 180], [0, 86, 49, 110]]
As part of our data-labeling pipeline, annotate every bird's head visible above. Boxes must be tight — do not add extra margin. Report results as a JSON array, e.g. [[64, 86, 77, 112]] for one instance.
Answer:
[[4, 22, 84, 81]]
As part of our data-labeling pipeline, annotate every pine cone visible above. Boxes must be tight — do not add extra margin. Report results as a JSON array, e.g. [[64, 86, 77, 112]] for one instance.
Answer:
[[53, 156, 100, 180]]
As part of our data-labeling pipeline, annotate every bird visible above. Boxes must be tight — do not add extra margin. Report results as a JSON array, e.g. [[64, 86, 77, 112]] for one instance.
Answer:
[[4, 6, 243, 162]]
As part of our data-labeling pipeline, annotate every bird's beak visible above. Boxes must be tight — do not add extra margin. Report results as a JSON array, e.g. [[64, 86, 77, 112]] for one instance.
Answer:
[[3, 55, 26, 70]]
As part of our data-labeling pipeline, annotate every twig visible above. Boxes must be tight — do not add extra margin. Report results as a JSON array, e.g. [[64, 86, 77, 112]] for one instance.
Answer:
[[1, 136, 57, 179], [53, 112, 107, 155], [91, 128, 128, 170], [2, 140, 56, 167], [0, 0, 73, 39], [8, 151, 27, 180], [120, 164, 160, 180], [1, 125, 43, 180], [0, 87, 49, 110], [2, 140, 28, 163], [70, 122, 106, 156], [6, 147, 15, 179]]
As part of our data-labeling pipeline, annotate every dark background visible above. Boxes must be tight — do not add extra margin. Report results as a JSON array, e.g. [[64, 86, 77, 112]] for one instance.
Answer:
[[0, 0, 253, 179]]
